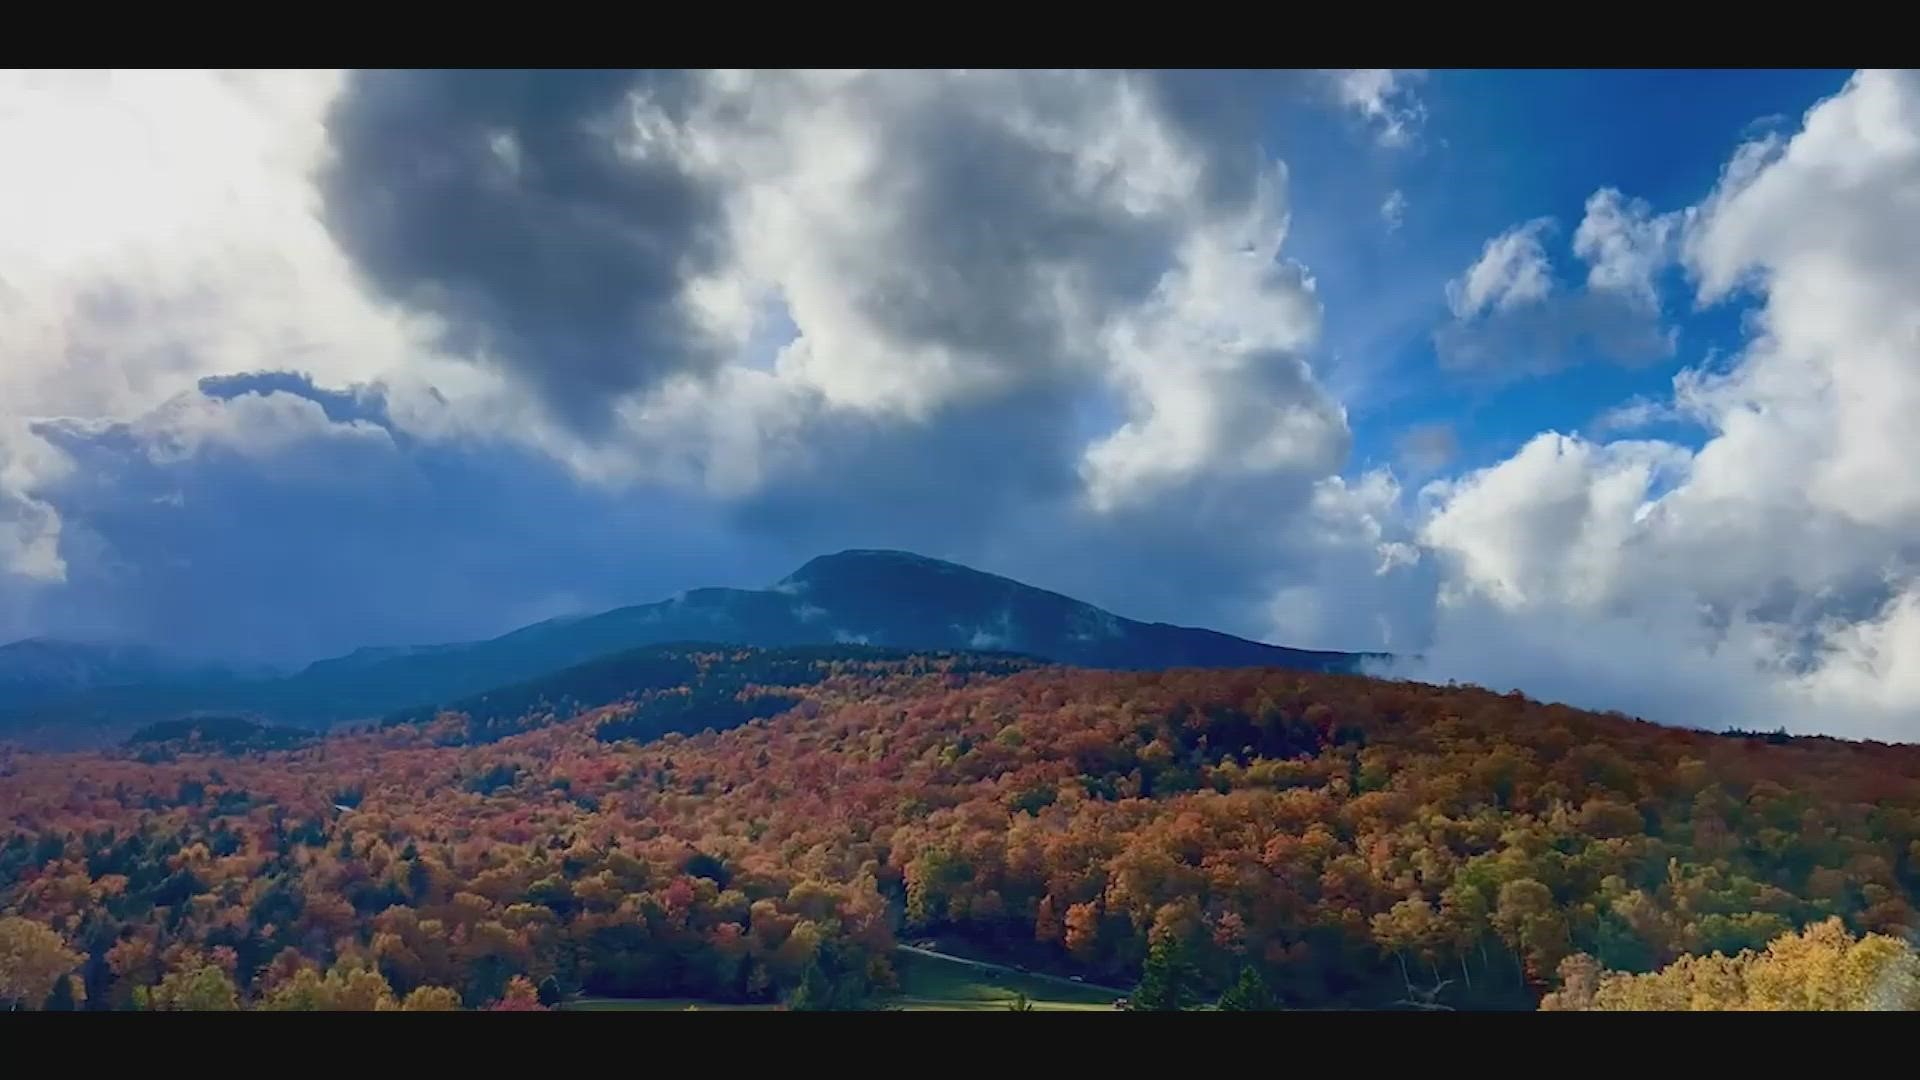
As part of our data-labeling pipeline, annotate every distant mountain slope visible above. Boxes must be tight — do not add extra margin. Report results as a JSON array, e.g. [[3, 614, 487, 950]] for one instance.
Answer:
[[381, 641, 1038, 746], [289, 550, 1380, 717], [0, 550, 1383, 736], [0, 638, 234, 704], [774, 551, 1378, 672]]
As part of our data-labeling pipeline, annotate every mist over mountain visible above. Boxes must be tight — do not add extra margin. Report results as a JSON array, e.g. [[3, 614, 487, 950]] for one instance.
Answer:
[[0, 638, 241, 703]]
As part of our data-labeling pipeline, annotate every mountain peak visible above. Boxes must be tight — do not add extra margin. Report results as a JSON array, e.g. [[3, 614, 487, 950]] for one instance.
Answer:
[[778, 549, 987, 591], [784, 549, 968, 577]]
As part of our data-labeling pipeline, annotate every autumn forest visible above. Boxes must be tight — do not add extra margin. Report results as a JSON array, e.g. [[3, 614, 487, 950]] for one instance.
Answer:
[[4, 645, 1920, 1011]]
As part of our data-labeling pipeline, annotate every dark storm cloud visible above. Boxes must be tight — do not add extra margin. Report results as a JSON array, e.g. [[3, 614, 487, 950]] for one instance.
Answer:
[[825, 69, 1314, 382], [1141, 69, 1299, 202], [727, 385, 1089, 563], [831, 80, 1175, 376], [318, 70, 1315, 416], [726, 382, 1425, 652], [4, 71, 1424, 667], [21, 381, 790, 666], [317, 69, 728, 431]]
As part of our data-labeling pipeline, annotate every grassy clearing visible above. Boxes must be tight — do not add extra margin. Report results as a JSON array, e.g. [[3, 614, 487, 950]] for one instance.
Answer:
[[888, 949, 1123, 1011], [562, 996, 779, 1011], [559, 948, 1126, 1012]]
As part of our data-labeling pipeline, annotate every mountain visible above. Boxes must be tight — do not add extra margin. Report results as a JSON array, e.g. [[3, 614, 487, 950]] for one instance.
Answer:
[[774, 550, 1378, 671], [0, 550, 1384, 736], [0, 638, 235, 704], [282, 549, 1381, 718]]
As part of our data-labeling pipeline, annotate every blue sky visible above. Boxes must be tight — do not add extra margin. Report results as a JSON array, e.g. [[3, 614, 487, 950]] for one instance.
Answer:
[[1285, 69, 1856, 477], [3, 69, 1918, 740]]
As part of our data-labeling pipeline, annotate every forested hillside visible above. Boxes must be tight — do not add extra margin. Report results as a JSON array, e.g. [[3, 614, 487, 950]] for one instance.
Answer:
[[3, 647, 1918, 1010]]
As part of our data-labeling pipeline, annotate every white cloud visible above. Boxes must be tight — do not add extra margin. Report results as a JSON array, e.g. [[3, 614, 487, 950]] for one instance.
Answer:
[[1572, 187, 1683, 309], [0, 70, 426, 419], [0, 69, 486, 602], [1445, 218, 1556, 319], [6, 377, 788, 664], [1420, 433, 1692, 610], [0, 420, 69, 584], [16, 67, 1918, 746], [1437, 213, 1675, 377], [0, 70, 1394, 662], [695, 71, 1343, 512], [1264, 468, 1434, 649], [306, 70, 1348, 513], [1586, 394, 1682, 437], [1380, 189, 1408, 232], [1408, 70, 1920, 740], [1079, 202, 1342, 511], [1329, 69, 1426, 148]]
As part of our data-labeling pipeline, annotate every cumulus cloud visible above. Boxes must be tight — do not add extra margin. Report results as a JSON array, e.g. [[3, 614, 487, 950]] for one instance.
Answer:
[[6, 377, 791, 665], [1419, 433, 1693, 611], [318, 70, 734, 433], [1329, 69, 1427, 148], [0, 69, 1409, 664], [1445, 218, 1557, 319], [313, 68, 1381, 643], [1573, 187, 1685, 309], [1404, 70, 1920, 740], [0, 70, 421, 419], [16, 66, 1916, 747], [1436, 206, 1677, 377], [316, 70, 1350, 503], [0, 421, 69, 587]]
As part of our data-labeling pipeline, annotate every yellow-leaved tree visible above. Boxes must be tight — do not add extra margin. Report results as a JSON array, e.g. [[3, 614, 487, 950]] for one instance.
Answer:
[[1542, 917, 1920, 1011], [399, 985, 464, 1011], [260, 961, 401, 1011], [1, 916, 84, 1011], [135, 961, 241, 1011]]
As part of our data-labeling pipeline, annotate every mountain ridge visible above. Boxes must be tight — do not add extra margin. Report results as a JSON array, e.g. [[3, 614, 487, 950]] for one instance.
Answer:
[[0, 637, 242, 700], [0, 549, 1385, 738]]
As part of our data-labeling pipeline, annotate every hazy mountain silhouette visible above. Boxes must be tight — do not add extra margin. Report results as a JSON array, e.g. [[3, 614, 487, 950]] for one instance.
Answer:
[[0, 638, 239, 704], [0, 550, 1383, 736]]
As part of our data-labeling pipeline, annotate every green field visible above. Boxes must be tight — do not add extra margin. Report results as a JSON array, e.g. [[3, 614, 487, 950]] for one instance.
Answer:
[[560, 947, 1126, 1012], [888, 949, 1123, 1011], [562, 997, 780, 1011]]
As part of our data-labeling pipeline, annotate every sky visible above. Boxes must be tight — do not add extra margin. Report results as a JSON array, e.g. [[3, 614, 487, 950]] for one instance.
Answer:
[[2, 68, 1917, 741]]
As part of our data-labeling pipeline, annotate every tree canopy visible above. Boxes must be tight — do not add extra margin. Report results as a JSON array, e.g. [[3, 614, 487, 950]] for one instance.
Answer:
[[4, 648, 1919, 1010]]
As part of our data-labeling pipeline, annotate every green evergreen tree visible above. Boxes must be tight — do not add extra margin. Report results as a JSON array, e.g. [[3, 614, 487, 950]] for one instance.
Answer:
[[785, 940, 874, 1011], [786, 960, 835, 1011], [1130, 935, 1201, 1011], [1215, 965, 1278, 1011]]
